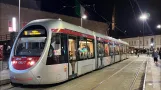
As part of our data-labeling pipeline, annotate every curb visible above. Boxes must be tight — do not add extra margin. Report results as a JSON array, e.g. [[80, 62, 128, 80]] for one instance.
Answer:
[[0, 79, 10, 86], [0, 69, 10, 86]]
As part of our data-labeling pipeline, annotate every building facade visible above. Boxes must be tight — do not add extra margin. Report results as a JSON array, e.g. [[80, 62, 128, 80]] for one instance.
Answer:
[[122, 35, 161, 49], [0, 3, 109, 41]]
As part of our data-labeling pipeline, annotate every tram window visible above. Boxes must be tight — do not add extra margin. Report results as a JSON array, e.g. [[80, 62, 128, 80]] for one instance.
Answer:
[[60, 34, 68, 63], [124, 46, 126, 53], [68, 37, 76, 61], [15, 25, 47, 56], [47, 34, 60, 65], [120, 45, 123, 54], [125, 46, 127, 53], [15, 37, 46, 56], [104, 43, 109, 56], [109, 44, 114, 56], [115, 45, 120, 55], [122, 46, 124, 54], [87, 39, 94, 59], [78, 37, 87, 60], [46, 34, 68, 65], [97, 41, 104, 57], [47, 34, 66, 65]]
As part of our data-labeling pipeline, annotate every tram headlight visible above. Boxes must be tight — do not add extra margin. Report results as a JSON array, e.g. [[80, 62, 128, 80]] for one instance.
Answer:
[[11, 57, 17, 65], [30, 61, 35, 65], [28, 60, 35, 66], [12, 60, 17, 65]]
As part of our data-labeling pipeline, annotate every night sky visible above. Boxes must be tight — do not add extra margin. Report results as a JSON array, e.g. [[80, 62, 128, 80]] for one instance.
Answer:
[[1, 0, 161, 38]]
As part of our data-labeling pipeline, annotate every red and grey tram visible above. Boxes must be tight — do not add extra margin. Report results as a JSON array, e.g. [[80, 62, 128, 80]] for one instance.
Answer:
[[9, 19, 129, 85]]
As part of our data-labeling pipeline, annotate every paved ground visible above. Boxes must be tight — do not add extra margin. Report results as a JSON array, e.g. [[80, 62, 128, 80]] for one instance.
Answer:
[[0, 61, 8, 71], [0, 61, 10, 86], [0, 55, 148, 90], [144, 57, 161, 90]]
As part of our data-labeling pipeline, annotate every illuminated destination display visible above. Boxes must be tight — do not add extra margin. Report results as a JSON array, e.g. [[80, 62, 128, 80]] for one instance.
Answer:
[[23, 29, 45, 36]]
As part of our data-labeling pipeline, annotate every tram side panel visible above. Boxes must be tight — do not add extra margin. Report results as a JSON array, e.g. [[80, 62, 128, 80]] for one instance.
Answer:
[[102, 43, 111, 66], [77, 59, 95, 75]]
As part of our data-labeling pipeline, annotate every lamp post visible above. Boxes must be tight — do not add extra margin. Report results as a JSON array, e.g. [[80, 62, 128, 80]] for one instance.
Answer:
[[19, 0, 21, 32], [139, 13, 148, 49], [81, 14, 87, 27], [157, 24, 161, 47]]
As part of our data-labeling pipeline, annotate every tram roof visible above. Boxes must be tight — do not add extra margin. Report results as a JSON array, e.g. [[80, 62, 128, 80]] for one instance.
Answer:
[[28, 19, 128, 45]]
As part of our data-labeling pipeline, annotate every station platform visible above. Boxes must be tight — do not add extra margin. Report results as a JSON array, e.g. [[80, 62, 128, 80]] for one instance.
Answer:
[[144, 57, 161, 90], [0, 61, 10, 85]]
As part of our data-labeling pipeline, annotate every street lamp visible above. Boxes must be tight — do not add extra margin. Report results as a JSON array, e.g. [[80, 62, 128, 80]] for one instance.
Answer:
[[157, 24, 161, 29], [18, 0, 21, 32], [139, 13, 149, 49], [81, 14, 87, 27], [139, 14, 148, 21]]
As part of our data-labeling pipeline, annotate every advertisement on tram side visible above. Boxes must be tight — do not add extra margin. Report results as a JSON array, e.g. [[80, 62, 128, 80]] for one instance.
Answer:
[[0, 45, 3, 60]]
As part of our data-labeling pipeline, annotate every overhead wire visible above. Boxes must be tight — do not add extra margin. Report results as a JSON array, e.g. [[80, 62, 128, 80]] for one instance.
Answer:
[[77, 0, 127, 36], [52, 0, 70, 13], [59, 0, 127, 36]]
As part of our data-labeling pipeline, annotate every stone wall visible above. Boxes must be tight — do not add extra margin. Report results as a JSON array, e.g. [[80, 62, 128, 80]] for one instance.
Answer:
[[0, 3, 109, 37], [122, 35, 161, 49]]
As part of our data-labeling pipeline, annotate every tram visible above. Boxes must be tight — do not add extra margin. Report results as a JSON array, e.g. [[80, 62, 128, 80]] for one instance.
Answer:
[[9, 19, 129, 85]]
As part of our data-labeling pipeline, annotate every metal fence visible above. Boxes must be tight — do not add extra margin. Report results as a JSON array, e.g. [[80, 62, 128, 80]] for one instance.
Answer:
[[0, 34, 10, 41]]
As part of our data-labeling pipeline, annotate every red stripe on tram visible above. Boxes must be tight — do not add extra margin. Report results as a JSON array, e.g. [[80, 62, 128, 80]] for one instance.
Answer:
[[51, 29, 94, 39]]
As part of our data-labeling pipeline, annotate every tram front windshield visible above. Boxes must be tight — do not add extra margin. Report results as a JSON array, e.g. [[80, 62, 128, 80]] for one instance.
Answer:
[[15, 37, 46, 56], [14, 26, 47, 56]]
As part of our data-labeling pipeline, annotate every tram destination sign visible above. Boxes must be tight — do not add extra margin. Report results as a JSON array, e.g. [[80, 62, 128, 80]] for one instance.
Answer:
[[23, 29, 45, 36]]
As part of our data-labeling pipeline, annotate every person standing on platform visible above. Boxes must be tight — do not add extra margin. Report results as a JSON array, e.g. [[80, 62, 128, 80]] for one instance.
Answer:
[[152, 49, 159, 64], [159, 48, 161, 60], [147, 49, 150, 57], [137, 50, 139, 57]]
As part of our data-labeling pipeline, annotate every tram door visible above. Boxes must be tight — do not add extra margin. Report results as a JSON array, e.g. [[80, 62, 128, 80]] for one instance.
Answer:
[[97, 41, 104, 68], [68, 36, 78, 78]]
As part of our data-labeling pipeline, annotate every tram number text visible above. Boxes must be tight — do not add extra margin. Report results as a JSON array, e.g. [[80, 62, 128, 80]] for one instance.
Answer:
[[18, 61, 26, 64]]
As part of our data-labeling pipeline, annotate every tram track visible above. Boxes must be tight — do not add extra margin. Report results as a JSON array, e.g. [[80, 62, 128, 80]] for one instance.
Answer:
[[91, 56, 148, 90], [129, 58, 148, 90], [142, 58, 148, 90]]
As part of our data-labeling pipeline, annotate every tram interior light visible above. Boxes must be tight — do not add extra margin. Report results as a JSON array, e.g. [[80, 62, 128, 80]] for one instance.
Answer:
[[28, 61, 35, 66]]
